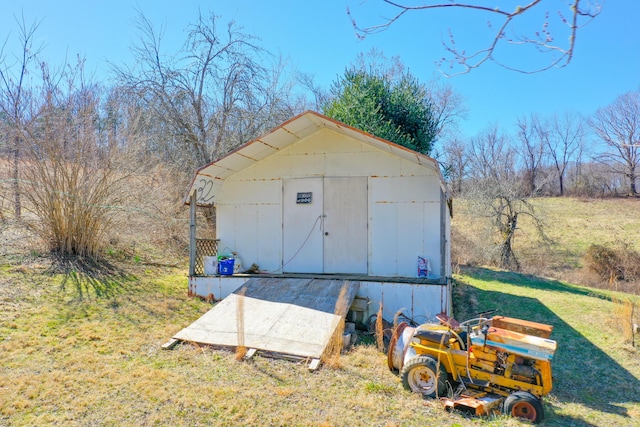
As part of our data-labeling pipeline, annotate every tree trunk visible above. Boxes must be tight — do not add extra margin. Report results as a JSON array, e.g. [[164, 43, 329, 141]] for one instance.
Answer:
[[500, 232, 520, 270], [628, 164, 637, 197], [500, 213, 519, 270], [528, 169, 536, 196], [12, 133, 21, 218]]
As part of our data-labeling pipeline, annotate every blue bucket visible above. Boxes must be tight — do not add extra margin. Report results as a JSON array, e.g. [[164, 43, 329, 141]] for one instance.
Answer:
[[218, 258, 235, 275]]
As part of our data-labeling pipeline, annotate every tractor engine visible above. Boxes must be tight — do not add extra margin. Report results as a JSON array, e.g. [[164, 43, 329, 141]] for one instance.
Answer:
[[467, 346, 541, 384], [508, 356, 541, 384], [495, 352, 540, 384]]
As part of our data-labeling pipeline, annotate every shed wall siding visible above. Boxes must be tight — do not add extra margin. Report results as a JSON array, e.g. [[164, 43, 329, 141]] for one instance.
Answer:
[[369, 176, 442, 277], [215, 128, 445, 277]]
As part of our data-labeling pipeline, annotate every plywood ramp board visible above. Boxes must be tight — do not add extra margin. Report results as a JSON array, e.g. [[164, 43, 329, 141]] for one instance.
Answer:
[[172, 277, 359, 360]]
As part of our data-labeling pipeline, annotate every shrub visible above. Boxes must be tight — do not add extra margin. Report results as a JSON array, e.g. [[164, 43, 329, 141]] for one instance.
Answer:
[[583, 242, 640, 283], [23, 157, 130, 259]]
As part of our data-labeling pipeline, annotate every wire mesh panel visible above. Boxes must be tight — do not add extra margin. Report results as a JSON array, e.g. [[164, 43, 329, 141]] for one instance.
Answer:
[[195, 239, 218, 276]]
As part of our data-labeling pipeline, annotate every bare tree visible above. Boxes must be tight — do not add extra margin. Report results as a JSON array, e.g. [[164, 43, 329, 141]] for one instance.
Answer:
[[297, 72, 330, 112], [547, 111, 585, 195], [0, 16, 42, 218], [515, 114, 547, 195], [428, 76, 467, 141], [466, 125, 545, 269], [351, 47, 408, 82], [589, 90, 640, 197], [441, 136, 469, 195], [0, 118, 8, 222], [113, 10, 297, 170], [468, 125, 516, 182], [347, 0, 602, 76]]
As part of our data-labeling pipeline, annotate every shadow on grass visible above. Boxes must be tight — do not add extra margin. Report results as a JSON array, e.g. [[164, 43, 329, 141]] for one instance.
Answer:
[[462, 266, 614, 300], [52, 256, 138, 300], [456, 266, 638, 426]]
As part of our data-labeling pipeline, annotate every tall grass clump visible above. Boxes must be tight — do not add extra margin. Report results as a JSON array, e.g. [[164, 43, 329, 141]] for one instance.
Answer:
[[24, 157, 129, 258], [611, 298, 636, 346], [375, 303, 385, 352], [20, 63, 133, 259], [235, 286, 247, 361], [322, 282, 353, 368]]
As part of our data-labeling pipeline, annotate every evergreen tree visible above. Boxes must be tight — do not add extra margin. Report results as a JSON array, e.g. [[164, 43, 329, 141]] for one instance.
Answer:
[[324, 68, 437, 155]]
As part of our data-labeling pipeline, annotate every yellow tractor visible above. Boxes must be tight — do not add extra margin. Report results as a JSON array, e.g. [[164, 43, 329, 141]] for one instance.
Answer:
[[387, 311, 557, 423]]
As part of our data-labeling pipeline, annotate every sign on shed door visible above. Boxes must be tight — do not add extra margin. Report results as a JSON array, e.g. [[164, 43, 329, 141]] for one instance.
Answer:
[[282, 177, 368, 274]]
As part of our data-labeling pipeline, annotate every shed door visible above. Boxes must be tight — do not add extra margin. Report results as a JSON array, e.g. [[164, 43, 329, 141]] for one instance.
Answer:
[[282, 177, 368, 274], [283, 178, 324, 273], [323, 177, 368, 274]]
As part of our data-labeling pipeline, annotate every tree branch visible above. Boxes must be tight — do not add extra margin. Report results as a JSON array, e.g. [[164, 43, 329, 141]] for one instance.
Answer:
[[348, 0, 602, 76]]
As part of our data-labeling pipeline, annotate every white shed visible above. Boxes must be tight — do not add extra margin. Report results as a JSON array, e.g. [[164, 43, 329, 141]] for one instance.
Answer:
[[184, 110, 452, 324]]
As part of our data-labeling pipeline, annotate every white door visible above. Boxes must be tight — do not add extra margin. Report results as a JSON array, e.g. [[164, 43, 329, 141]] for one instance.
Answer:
[[282, 178, 324, 273], [282, 177, 368, 274], [323, 177, 368, 274]]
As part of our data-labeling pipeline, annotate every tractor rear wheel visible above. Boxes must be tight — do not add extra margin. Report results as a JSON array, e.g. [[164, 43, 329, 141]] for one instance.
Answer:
[[503, 391, 544, 423], [400, 355, 448, 398]]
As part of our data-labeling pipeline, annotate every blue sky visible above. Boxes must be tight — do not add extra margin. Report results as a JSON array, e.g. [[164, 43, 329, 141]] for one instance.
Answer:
[[1, 1, 638, 140]]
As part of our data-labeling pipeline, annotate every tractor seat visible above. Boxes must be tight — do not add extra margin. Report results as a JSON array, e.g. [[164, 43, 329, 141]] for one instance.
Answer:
[[414, 328, 452, 346]]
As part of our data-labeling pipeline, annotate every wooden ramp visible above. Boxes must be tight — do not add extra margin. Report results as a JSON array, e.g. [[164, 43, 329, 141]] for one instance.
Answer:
[[171, 277, 359, 365]]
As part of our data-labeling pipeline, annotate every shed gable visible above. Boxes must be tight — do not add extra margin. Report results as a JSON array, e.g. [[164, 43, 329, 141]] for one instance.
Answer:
[[228, 127, 438, 185]]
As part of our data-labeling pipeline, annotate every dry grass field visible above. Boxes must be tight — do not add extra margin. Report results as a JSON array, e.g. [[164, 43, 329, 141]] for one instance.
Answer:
[[0, 197, 639, 426], [0, 261, 506, 427]]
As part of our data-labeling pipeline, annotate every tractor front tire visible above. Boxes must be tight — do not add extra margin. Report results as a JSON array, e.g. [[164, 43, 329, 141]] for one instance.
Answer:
[[503, 391, 544, 423], [400, 355, 448, 398]]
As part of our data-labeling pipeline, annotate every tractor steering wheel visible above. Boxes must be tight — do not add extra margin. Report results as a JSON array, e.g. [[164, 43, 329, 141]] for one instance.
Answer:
[[458, 317, 489, 330]]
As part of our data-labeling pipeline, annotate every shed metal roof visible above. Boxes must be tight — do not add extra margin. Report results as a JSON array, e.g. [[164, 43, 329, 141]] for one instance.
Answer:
[[185, 110, 445, 206]]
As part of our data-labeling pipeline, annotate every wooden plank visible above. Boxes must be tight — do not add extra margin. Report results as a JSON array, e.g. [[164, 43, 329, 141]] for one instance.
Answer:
[[162, 338, 179, 350], [492, 316, 554, 338], [231, 272, 447, 285], [308, 358, 321, 371]]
